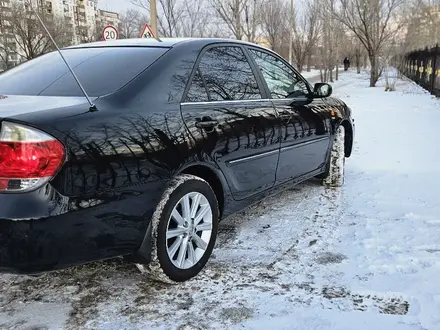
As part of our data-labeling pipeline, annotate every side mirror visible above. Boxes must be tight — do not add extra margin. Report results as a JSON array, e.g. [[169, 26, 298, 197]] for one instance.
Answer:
[[313, 83, 332, 98]]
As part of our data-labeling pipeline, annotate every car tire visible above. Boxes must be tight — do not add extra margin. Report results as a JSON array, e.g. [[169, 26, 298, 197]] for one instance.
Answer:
[[136, 174, 219, 283], [321, 125, 345, 187]]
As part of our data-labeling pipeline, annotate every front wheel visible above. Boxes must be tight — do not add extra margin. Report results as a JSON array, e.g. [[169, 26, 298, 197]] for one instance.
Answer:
[[321, 125, 346, 187], [136, 174, 219, 283]]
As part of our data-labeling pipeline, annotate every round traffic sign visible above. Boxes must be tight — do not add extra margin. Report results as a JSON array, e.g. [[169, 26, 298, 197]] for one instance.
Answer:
[[102, 25, 119, 41]]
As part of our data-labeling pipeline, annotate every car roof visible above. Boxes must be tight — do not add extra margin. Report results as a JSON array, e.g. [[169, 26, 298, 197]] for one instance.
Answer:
[[64, 37, 267, 50]]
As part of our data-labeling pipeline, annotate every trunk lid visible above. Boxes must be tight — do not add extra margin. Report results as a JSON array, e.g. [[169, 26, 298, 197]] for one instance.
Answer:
[[0, 94, 97, 120]]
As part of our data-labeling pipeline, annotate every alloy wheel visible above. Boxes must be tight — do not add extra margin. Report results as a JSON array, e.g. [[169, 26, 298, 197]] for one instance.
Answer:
[[165, 192, 213, 269]]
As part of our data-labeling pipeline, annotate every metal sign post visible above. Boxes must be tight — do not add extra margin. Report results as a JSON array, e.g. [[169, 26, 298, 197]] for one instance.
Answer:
[[150, 0, 158, 37]]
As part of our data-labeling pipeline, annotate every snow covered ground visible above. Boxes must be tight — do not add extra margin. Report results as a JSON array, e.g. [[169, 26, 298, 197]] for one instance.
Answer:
[[1, 70, 440, 330], [302, 67, 345, 83], [300, 68, 321, 79]]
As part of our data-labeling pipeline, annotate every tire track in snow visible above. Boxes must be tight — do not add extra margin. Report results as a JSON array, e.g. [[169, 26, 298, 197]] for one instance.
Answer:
[[0, 179, 410, 329]]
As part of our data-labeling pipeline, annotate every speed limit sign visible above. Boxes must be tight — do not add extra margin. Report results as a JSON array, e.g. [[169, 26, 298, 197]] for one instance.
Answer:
[[102, 25, 119, 41]]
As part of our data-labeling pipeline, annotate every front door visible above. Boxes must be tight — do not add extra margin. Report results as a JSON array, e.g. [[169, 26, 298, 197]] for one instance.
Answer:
[[246, 47, 331, 183], [181, 45, 281, 200]]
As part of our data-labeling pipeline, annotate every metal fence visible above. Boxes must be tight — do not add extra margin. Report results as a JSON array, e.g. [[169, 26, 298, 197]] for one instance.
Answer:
[[401, 45, 440, 97]]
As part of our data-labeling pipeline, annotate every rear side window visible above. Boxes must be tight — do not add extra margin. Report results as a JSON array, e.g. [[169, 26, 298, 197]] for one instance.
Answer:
[[0, 47, 168, 97], [186, 46, 262, 101], [186, 69, 209, 102]]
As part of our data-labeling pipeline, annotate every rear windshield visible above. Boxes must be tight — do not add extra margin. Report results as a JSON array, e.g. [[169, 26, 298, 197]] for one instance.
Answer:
[[0, 47, 169, 97]]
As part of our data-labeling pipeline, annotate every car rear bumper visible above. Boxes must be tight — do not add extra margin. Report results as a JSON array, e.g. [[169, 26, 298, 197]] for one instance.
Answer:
[[0, 216, 153, 275], [0, 184, 154, 275]]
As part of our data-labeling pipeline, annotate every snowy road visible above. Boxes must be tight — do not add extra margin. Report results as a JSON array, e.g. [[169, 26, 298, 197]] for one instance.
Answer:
[[1, 71, 440, 330]]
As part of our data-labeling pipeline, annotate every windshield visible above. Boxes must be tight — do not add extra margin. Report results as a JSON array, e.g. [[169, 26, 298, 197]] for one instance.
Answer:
[[0, 47, 169, 97]]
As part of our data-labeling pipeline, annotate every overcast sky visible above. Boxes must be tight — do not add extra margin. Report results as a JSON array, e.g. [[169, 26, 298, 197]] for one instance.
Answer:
[[98, 0, 139, 13]]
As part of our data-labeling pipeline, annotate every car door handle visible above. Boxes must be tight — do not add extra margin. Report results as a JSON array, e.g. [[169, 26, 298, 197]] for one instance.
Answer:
[[195, 120, 218, 129]]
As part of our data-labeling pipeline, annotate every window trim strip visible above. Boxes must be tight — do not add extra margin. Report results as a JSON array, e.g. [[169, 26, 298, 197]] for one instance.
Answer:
[[181, 98, 306, 106]]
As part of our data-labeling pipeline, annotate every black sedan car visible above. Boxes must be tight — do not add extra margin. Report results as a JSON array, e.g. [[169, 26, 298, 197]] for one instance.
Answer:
[[0, 38, 354, 283]]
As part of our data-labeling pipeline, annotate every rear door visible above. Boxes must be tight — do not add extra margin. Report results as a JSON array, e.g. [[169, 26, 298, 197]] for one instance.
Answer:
[[180, 44, 281, 201], [246, 47, 331, 183]]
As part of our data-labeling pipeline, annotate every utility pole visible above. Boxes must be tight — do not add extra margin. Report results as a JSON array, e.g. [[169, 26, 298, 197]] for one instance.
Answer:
[[289, 0, 294, 65], [150, 0, 158, 37]]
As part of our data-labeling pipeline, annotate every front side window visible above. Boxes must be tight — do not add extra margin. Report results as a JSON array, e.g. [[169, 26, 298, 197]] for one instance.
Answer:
[[193, 46, 262, 101], [248, 48, 309, 99]]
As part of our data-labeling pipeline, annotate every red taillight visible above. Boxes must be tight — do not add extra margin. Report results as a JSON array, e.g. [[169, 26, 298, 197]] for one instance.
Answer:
[[0, 121, 65, 193]]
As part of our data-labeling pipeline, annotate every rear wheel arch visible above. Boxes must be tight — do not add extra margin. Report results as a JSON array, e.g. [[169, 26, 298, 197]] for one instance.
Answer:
[[180, 164, 226, 218], [126, 167, 225, 273], [340, 120, 353, 157], [137, 173, 220, 283]]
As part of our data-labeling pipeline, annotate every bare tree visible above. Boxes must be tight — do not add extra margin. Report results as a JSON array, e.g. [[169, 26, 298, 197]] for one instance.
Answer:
[[332, 16, 347, 80], [1, 1, 70, 62], [76, 25, 99, 43], [334, 31, 364, 74], [316, 0, 335, 82], [334, 0, 407, 86], [181, 0, 211, 37], [354, 38, 363, 73], [241, 0, 260, 42], [131, 0, 211, 37], [157, 0, 186, 37], [404, 0, 440, 51], [210, 0, 245, 39], [130, 1, 150, 15], [131, 0, 180, 37], [259, 0, 289, 53], [319, 15, 332, 81], [291, 0, 321, 72], [120, 9, 147, 38], [210, 0, 261, 40]]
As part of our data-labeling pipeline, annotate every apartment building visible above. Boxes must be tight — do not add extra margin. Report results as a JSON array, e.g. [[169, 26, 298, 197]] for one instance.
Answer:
[[38, 0, 99, 43], [96, 9, 120, 31], [0, 0, 120, 69], [0, 0, 18, 68]]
